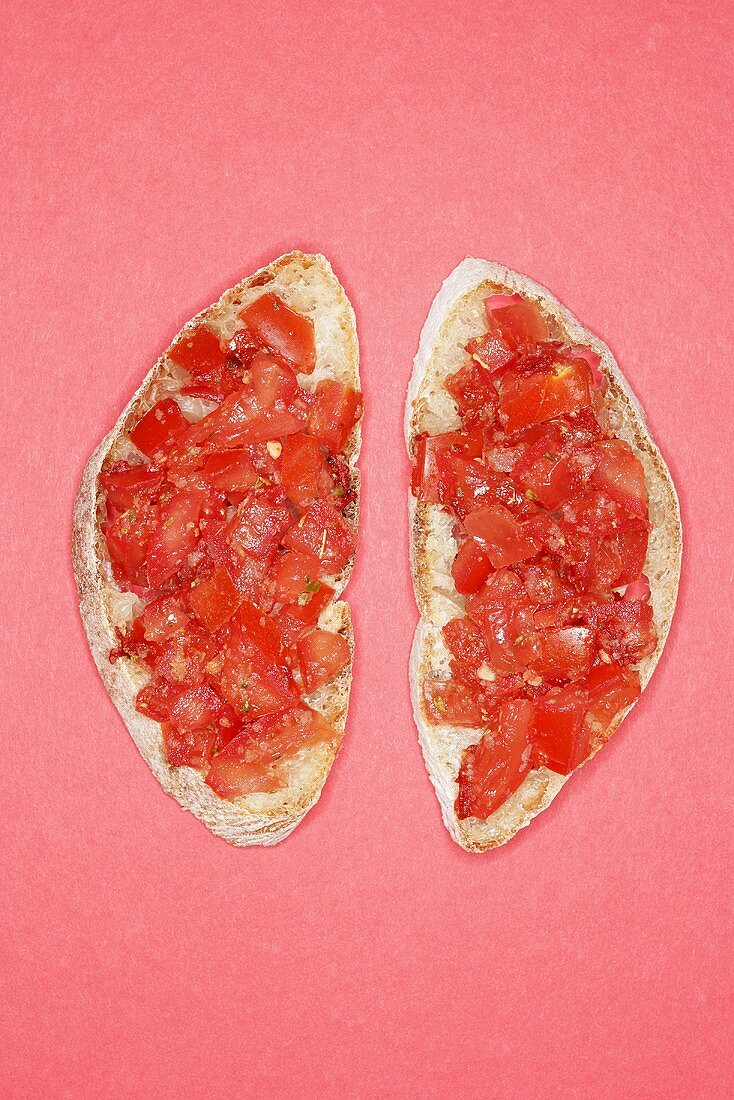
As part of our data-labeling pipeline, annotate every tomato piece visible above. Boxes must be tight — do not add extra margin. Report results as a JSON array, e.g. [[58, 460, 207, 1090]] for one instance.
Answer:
[[583, 662, 641, 735], [423, 677, 484, 727], [146, 490, 203, 588], [227, 488, 294, 562], [268, 550, 322, 605], [168, 325, 228, 376], [486, 295, 549, 348], [442, 617, 491, 683], [162, 722, 216, 770], [283, 498, 356, 573], [616, 527, 649, 587], [104, 503, 158, 583], [467, 567, 526, 613], [512, 427, 580, 510], [219, 621, 299, 720], [229, 327, 263, 366], [241, 705, 335, 764], [129, 398, 189, 458], [297, 628, 350, 692], [464, 504, 538, 568], [207, 389, 305, 449], [306, 380, 362, 452], [202, 450, 259, 494], [204, 754, 282, 799], [590, 440, 648, 518], [499, 361, 591, 435], [139, 595, 190, 642], [154, 627, 216, 686], [451, 537, 493, 595], [199, 497, 267, 602], [479, 601, 539, 675], [273, 582, 335, 648], [239, 293, 316, 374], [455, 698, 534, 820], [100, 462, 165, 511], [411, 430, 483, 502], [189, 565, 242, 632], [532, 683, 591, 773], [586, 599, 657, 665], [135, 677, 184, 722], [280, 433, 334, 510], [250, 350, 299, 408], [444, 361, 499, 428], [170, 685, 224, 731], [465, 331, 515, 375], [535, 626, 595, 680], [180, 362, 241, 402]]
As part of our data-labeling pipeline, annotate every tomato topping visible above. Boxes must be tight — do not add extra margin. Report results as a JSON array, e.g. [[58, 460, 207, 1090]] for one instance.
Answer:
[[280, 433, 334, 510], [219, 623, 299, 721], [464, 504, 538, 568], [297, 628, 350, 692], [189, 565, 242, 632], [139, 595, 190, 642], [136, 677, 185, 722], [201, 450, 258, 494], [104, 502, 158, 584], [499, 361, 591, 435], [168, 325, 228, 376], [162, 722, 216, 770], [408, 289, 657, 820], [283, 498, 356, 572], [170, 685, 224, 731], [250, 350, 299, 408], [455, 698, 534, 820], [273, 582, 335, 648], [129, 399, 189, 458], [100, 463, 165, 511], [146, 490, 203, 588], [204, 754, 281, 799], [239, 293, 316, 374], [227, 487, 294, 563], [268, 550, 322, 605], [306, 380, 362, 452]]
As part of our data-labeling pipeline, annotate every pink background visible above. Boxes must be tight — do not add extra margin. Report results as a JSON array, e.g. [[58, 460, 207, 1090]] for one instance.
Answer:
[[2, 2, 732, 1097]]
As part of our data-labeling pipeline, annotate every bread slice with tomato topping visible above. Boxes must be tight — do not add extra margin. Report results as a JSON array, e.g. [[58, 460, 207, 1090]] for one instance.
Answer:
[[73, 252, 361, 846], [406, 259, 681, 852]]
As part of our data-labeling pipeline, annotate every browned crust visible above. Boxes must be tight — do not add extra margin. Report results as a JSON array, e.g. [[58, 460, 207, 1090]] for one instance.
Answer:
[[73, 252, 360, 846], [406, 259, 682, 852]]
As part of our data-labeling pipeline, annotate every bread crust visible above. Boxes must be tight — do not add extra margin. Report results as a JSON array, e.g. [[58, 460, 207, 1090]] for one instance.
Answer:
[[406, 259, 681, 852], [73, 252, 360, 846]]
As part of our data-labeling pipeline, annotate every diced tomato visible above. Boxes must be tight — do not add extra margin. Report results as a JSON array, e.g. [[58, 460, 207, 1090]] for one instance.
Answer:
[[219, 622, 299, 720], [162, 722, 216, 770], [411, 430, 483, 502], [170, 685, 224, 731], [104, 502, 158, 584], [139, 595, 190, 642], [535, 626, 595, 680], [280, 433, 334, 510], [583, 662, 641, 735], [512, 426, 580, 509], [445, 361, 499, 427], [198, 497, 266, 602], [206, 389, 305, 449], [129, 398, 189, 458], [466, 331, 515, 375], [229, 326, 263, 366], [189, 565, 242, 632], [616, 527, 649, 587], [135, 677, 184, 722], [423, 677, 484, 727], [154, 627, 216, 686], [273, 583, 335, 648], [239, 293, 316, 374], [586, 599, 657, 665], [532, 684, 591, 773], [250, 350, 299, 408], [455, 698, 534, 820], [590, 439, 648, 518], [227, 488, 294, 562], [204, 754, 282, 799], [467, 567, 526, 613], [202, 450, 259, 494], [146, 490, 203, 588], [269, 550, 322, 605], [168, 325, 228, 376], [305, 380, 362, 452], [238, 705, 334, 765], [100, 462, 165, 511], [451, 537, 493, 595], [297, 628, 350, 692], [623, 574, 651, 602], [499, 361, 591, 435], [180, 361, 242, 403], [479, 601, 539, 675], [283, 498, 356, 573], [464, 504, 538, 568], [486, 295, 549, 349]]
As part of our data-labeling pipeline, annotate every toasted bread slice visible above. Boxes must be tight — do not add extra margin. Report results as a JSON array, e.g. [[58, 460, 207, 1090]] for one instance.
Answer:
[[406, 259, 681, 852], [73, 252, 360, 846]]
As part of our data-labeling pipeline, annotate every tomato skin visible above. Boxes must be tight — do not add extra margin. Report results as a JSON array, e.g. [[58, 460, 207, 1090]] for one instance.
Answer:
[[139, 595, 190, 642], [532, 684, 590, 773], [280, 433, 334, 510], [273, 582, 335, 648], [239, 293, 316, 374], [423, 677, 484, 727], [129, 399, 189, 458], [499, 362, 591, 435], [268, 550, 322, 605], [512, 428, 580, 510], [583, 661, 640, 735], [189, 565, 242, 632], [146, 490, 203, 588], [100, 463, 165, 511], [227, 488, 294, 563], [202, 450, 258, 494], [451, 538, 492, 595], [590, 439, 648, 518], [464, 504, 538, 569], [250, 350, 299, 408], [466, 331, 515, 375], [204, 754, 282, 799], [296, 628, 350, 692], [535, 626, 595, 680], [168, 325, 228, 376], [135, 677, 184, 722], [283, 498, 356, 572], [306, 380, 362, 452], [455, 698, 534, 820]]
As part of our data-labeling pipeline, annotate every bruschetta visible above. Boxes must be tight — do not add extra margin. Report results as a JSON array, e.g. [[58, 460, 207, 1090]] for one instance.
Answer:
[[406, 259, 680, 852], [74, 252, 361, 846]]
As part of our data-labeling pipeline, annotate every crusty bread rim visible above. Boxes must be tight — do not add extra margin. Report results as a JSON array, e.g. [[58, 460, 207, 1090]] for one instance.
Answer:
[[73, 252, 361, 847], [406, 258, 682, 852]]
